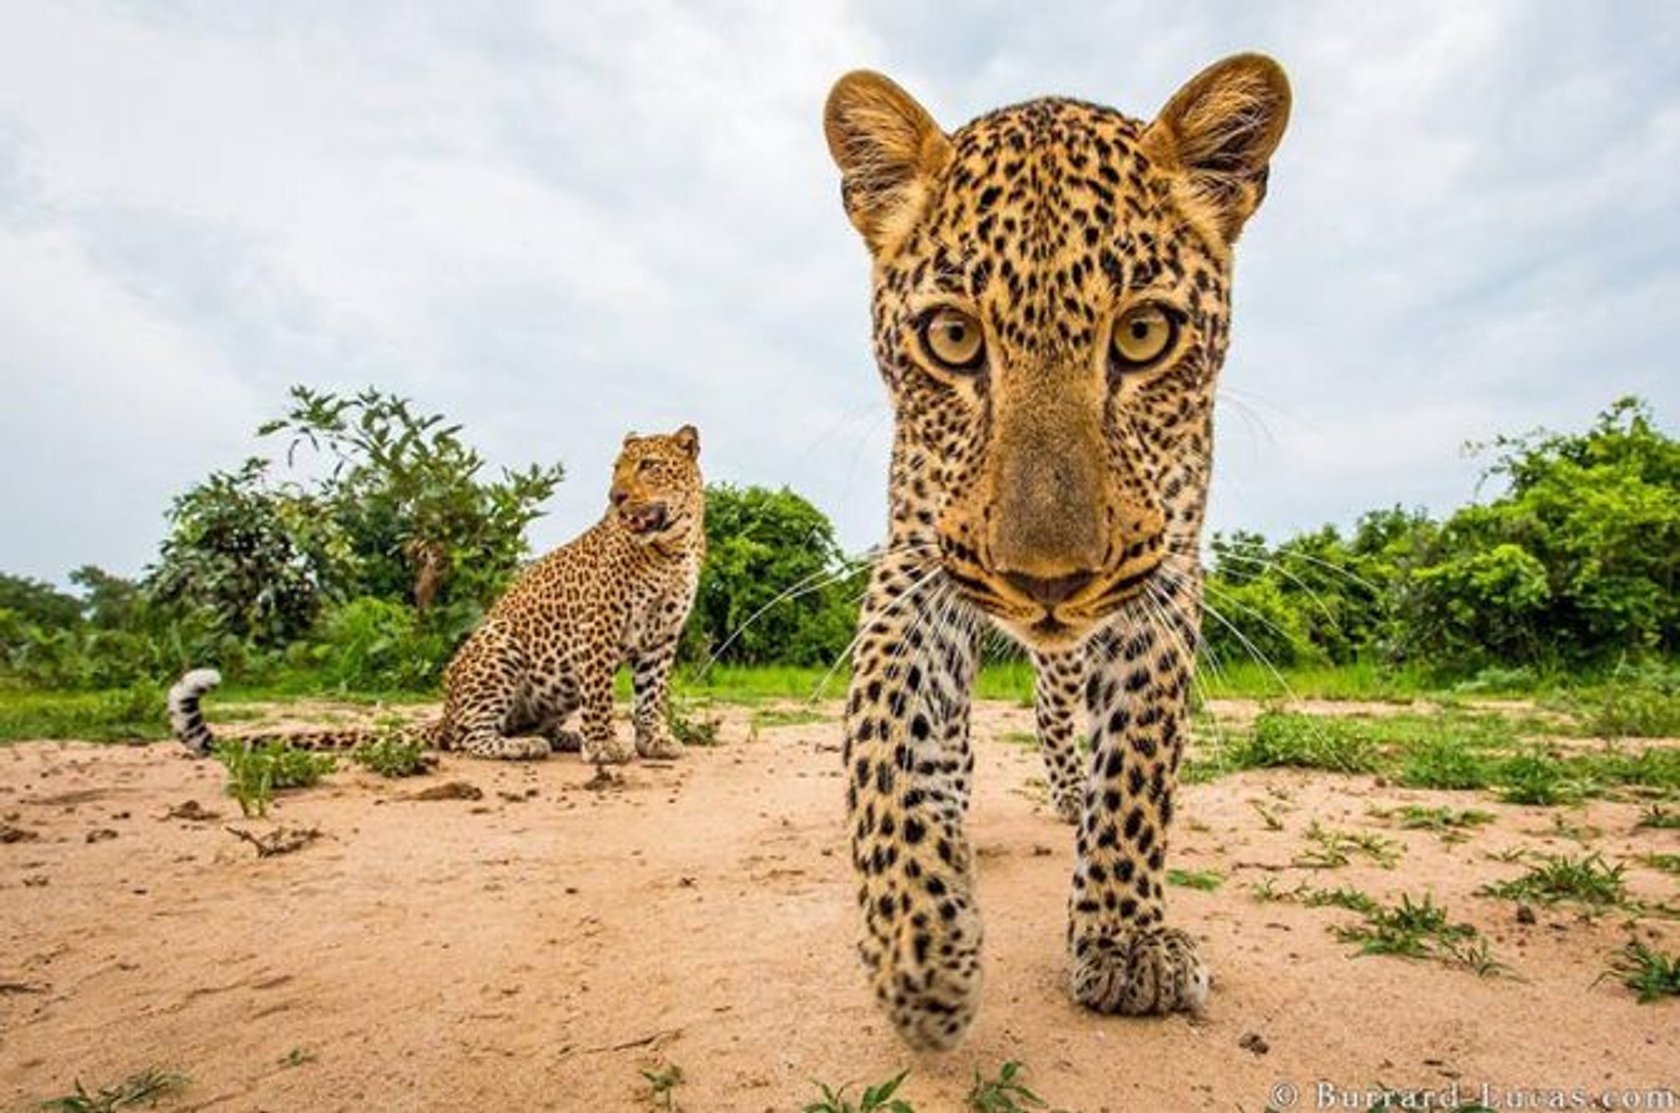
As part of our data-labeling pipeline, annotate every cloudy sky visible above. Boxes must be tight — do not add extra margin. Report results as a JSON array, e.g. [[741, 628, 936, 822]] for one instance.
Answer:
[[1, 1, 1676, 586]]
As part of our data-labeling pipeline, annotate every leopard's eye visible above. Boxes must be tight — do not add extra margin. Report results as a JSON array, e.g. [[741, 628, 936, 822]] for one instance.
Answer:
[[917, 307, 986, 373], [637, 458, 656, 473], [1110, 304, 1179, 369]]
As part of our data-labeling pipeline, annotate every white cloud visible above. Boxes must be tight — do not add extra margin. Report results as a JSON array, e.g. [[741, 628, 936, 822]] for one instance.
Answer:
[[0, 0, 1675, 585]]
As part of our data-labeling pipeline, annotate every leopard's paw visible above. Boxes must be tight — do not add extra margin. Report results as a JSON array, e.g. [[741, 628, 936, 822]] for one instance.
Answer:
[[635, 731, 685, 760], [1070, 925, 1208, 1015], [583, 736, 634, 765], [469, 734, 552, 762], [547, 728, 584, 753]]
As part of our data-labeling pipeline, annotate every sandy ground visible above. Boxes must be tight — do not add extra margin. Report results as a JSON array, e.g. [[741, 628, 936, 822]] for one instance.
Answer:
[[2, 701, 1677, 1113]]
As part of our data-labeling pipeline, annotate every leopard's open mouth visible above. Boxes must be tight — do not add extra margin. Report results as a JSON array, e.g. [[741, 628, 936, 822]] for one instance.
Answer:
[[620, 503, 670, 535]]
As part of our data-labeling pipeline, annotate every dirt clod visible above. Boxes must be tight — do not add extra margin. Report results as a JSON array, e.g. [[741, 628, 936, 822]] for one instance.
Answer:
[[406, 781, 483, 802]]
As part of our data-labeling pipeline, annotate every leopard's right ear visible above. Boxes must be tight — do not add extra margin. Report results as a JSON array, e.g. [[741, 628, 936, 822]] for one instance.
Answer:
[[824, 71, 951, 257]]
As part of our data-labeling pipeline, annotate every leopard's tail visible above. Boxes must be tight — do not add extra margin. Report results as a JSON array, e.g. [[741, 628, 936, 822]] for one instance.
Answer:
[[169, 667, 442, 757], [168, 668, 224, 756]]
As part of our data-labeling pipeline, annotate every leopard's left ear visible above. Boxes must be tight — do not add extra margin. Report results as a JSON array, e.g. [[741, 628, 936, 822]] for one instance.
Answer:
[[673, 424, 700, 459], [1144, 53, 1291, 243], [824, 70, 952, 256]]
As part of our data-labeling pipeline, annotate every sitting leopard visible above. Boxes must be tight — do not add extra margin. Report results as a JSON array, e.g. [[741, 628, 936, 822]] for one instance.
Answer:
[[171, 425, 706, 764], [823, 55, 1290, 1048]]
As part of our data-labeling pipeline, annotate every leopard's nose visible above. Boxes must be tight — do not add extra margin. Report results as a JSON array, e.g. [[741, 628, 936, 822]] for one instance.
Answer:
[[1000, 569, 1097, 607], [610, 486, 628, 507]]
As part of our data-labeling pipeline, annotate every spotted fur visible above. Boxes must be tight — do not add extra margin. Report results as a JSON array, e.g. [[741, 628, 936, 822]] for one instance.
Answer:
[[170, 426, 706, 763], [824, 55, 1290, 1048]]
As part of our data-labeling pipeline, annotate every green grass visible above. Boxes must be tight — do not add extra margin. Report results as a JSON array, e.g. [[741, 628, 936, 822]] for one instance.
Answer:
[[1166, 868, 1224, 891], [1479, 852, 1629, 908], [36, 1069, 186, 1112], [0, 683, 168, 743], [1581, 684, 1680, 739], [1197, 659, 1436, 701], [1603, 939, 1680, 1002], [676, 664, 846, 704], [1230, 712, 1386, 774], [803, 1071, 916, 1113]]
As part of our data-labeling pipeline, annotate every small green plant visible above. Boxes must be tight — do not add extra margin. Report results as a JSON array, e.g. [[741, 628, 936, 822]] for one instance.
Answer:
[[1637, 803, 1680, 829], [1480, 852, 1629, 908], [966, 1061, 1047, 1112], [1301, 885, 1380, 915], [1332, 892, 1507, 975], [278, 1048, 314, 1069], [1639, 852, 1680, 877], [1602, 939, 1680, 1002], [1294, 822, 1400, 869], [1531, 813, 1601, 843], [804, 1071, 917, 1113], [37, 1069, 187, 1112], [1495, 752, 1583, 805], [348, 720, 429, 777], [641, 1063, 684, 1111], [1249, 877, 1299, 903], [1381, 804, 1496, 832], [212, 740, 337, 818], [667, 698, 721, 747], [1166, 868, 1223, 892]]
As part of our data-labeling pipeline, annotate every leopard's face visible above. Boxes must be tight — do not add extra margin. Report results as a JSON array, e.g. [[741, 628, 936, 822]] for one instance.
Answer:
[[827, 57, 1289, 650], [609, 425, 704, 546]]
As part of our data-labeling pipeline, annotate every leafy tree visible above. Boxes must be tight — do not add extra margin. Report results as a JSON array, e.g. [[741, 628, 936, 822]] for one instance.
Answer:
[[0, 573, 82, 630], [146, 387, 564, 661], [69, 565, 145, 631], [682, 484, 862, 667], [1400, 398, 1679, 666], [148, 458, 328, 647], [258, 386, 565, 615]]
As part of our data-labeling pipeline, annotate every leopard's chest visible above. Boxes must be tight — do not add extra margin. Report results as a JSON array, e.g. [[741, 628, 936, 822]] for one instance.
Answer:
[[618, 555, 701, 652]]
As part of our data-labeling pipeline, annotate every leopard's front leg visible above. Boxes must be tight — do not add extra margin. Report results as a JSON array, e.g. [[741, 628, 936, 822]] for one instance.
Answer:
[[845, 556, 984, 1050], [630, 635, 683, 759], [1031, 648, 1085, 824], [1068, 580, 1209, 1015]]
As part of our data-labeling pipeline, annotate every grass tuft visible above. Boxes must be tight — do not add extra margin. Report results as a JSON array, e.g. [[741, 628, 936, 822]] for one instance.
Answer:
[[1602, 939, 1680, 1003], [212, 740, 337, 818], [803, 1071, 916, 1113], [1331, 892, 1508, 976], [965, 1061, 1047, 1113], [1166, 868, 1224, 892], [348, 719, 430, 777], [1479, 852, 1628, 908], [37, 1069, 186, 1112]]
